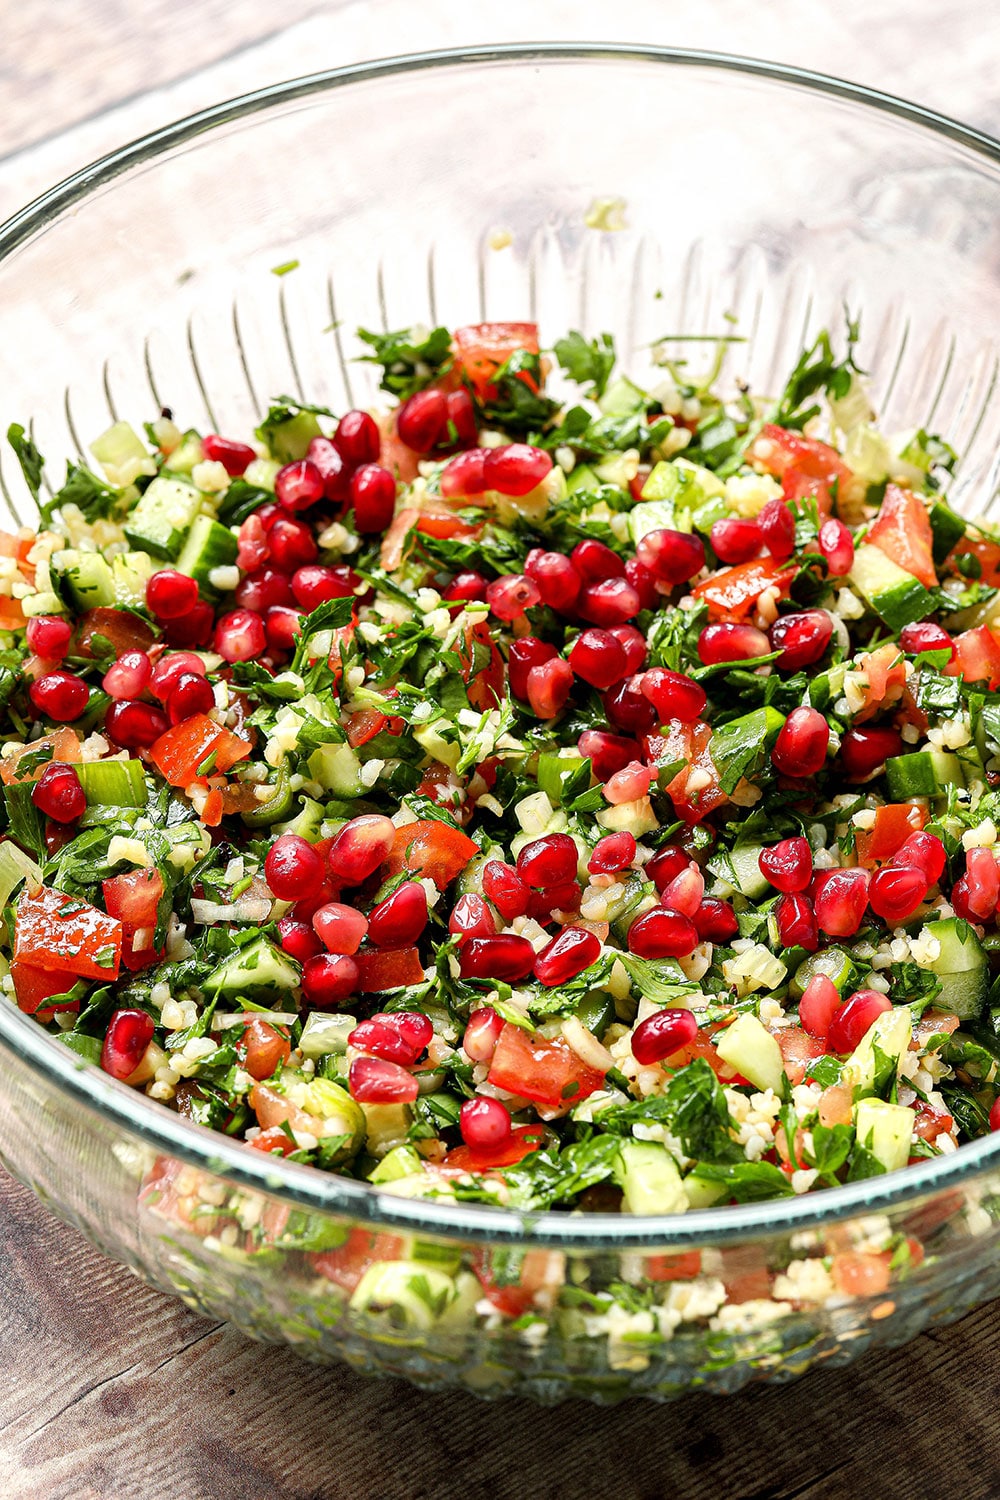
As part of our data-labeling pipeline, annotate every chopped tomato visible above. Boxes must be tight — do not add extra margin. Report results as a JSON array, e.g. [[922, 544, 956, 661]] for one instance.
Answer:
[[387, 818, 479, 890], [946, 625, 1000, 690], [76, 606, 156, 659], [912, 1102, 954, 1142], [774, 1026, 826, 1086], [487, 1022, 605, 1110], [645, 719, 728, 824], [646, 1251, 703, 1282], [471, 1246, 561, 1318], [912, 1011, 960, 1048], [15, 885, 121, 980], [0, 726, 81, 785], [354, 947, 426, 991], [10, 960, 77, 1014], [240, 1017, 292, 1082], [692, 557, 797, 622], [250, 1081, 315, 1137], [747, 423, 853, 514], [830, 1250, 892, 1298], [310, 1227, 406, 1293], [149, 713, 251, 787], [344, 708, 404, 748], [459, 619, 505, 711], [103, 868, 165, 972], [951, 537, 1000, 586], [200, 787, 225, 826], [852, 640, 908, 723], [452, 322, 540, 401], [868, 484, 938, 588], [444, 1124, 546, 1174], [416, 510, 481, 540], [0, 598, 26, 631], [854, 803, 927, 866], [249, 1127, 299, 1157], [138, 1157, 218, 1237]]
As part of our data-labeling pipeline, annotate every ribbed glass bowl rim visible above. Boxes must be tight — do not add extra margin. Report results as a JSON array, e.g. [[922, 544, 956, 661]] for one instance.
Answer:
[[3, 43, 1000, 1250]]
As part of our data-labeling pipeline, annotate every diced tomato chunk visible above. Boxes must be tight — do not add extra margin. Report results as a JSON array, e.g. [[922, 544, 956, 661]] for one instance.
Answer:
[[15, 885, 121, 980], [354, 947, 425, 991], [774, 1025, 826, 1086], [459, 619, 505, 711], [387, 819, 479, 890], [444, 1124, 546, 1174], [149, 713, 251, 787], [748, 423, 852, 514], [646, 1251, 703, 1282], [452, 322, 540, 400], [645, 719, 728, 824], [947, 625, 1000, 690], [487, 1022, 605, 1110], [10, 960, 77, 1014], [309, 1228, 406, 1292], [692, 557, 796, 621], [0, 727, 81, 785], [103, 868, 165, 972], [868, 484, 938, 588], [854, 803, 927, 866], [77, 606, 155, 658]]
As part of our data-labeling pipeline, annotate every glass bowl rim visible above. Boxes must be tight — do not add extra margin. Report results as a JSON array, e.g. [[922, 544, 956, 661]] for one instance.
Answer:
[[2, 41, 1000, 1250]]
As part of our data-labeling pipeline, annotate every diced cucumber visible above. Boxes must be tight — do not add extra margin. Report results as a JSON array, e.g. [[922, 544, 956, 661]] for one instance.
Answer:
[[596, 797, 659, 836], [206, 936, 300, 997], [369, 1145, 424, 1184], [162, 429, 204, 476], [848, 543, 936, 631], [614, 1140, 687, 1214], [683, 1173, 728, 1209], [566, 462, 599, 495], [454, 851, 489, 897], [920, 916, 987, 1020], [90, 421, 155, 487], [299, 1011, 357, 1060], [362, 1102, 413, 1156], [76, 759, 146, 808], [630, 496, 684, 540], [52, 549, 115, 610], [296, 1078, 366, 1150], [791, 946, 857, 999], [729, 843, 770, 901], [885, 750, 964, 799], [124, 476, 203, 559], [412, 719, 460, 770], [111, 551, 157, 606], [260, 410, 322, 462], [844, 1005, 912, 1094], [598, 375, 646, 417], [349, 1261, 456, 1329], [536, 752, 587, 805], [928, 500, 967, 566], [175, 513, 239, 591], [608, 875, 660, 945], [275, 796, 324, 840], [715, 1014, 784, 1093], [574, 989, 615, 1038], [240, 766, 293, 828], [855, 1098, 915, 1174], [307, 742, 364, 798]]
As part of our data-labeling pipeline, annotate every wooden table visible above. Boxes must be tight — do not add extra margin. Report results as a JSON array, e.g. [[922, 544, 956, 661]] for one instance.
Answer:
[[3, 4, 1000, 1496]]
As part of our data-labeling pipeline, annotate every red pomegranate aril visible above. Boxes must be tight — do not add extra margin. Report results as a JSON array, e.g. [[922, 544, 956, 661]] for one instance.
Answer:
[[333, 409, 381, 469], [104, 700, 168, 748], [605, 761, 654, 805], [588, 830, 637, 875], [101, 1009, 155, 1080], [31, 762, 86, 822], [276, 915, 323, 963], [799, 974, 841, 1040], [291, 564, 354, 612], [769, 610, 834, 671], [625, 556, 658, 611], [368, 880, 429, 948], [759, 497, 796, 560], [304, 435, 350, 503], [167, 672, 215, 725], [571, 538, 625, 582], [150, 651, 205, 702], [103, 648, 152, 701], [697, 622, 771, 667], [459, 934, 536, 981], [827, 990, 893, 1054], [327, 814, 396, 884], [965, 847, 1000, 919], [265, 835, 326, 901], [517, 832, 579, 889], [772, 707, 830, 777], [237, 513, 269, 572], [302, 953, 359, 1009], [636, 527, 705, 585], [631, 1007, 698, 1065], [459, 1096, 512, 1149], [890, 831, 947, 885], [441, 449, 488, 499], [163, 601, 215, 649], [990, 1097, 1000, 1133], [628, 907, 699, 958], [646, 844, 691, 892], [580, 576, 641, 627], [775, 892, 819, 950], [524, 549, 582, 614], [449, 892, 498, 943], [255, 501, 284, 531], [569, 628, 628, 689], [396, 389, 448, 453], [441, 570, 489, 604], [527, 881, 581, 922], [446, 388, 478, 447], [508, 637, 557, 700], [840, 726, 903, 780], [759, 837, 813, 894], [710, 517, 762, 565], [313, 901, 368, 955], [30, 670, 89, 723], [235, 567, 294, 613], [640, 667, 707, 723], [578, 729, 638, 782], [349, 1011, 433, 1067], [868, 864, 929, 924], [291, 880, 338, 926], [486, 573, 540, 622], [609, 625, 647, 675], [214, 608, 267, 663], [265, 606, 304, 651], [527, 657, 574, 719], [463, 1007, 504, 1063], [202, 433, 256, 476], [482, 861, 529, 920], [534, 926, 602, 986], [693, 898, 739, 943], [818, 517, 854, 576], [950, 876, 977, 924], [146, 569, 198, 621], [899, 620, 954, 660], [483, 443, 552, 497], [349, 1054, 419, 1104], [815, 867, 870, 937], [660, 862, 705, 918], [351, 463, 396, 533], [269, 515, 318, 571], [25, 615, 72, 660], [603, 677, 657, 735], [275, 459, 325, 512]]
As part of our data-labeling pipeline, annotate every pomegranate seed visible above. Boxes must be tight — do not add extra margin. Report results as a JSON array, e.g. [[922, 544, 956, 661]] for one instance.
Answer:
[[588, 830, 637, 875], [446, 389, 478, 446], [990, 1097, 1000, 1133], [441, 449, 488, 499], [710, 517, 762, 564], [526, 657, 574, 719], [569, 628, 628, 689], [349, 1011, 432, 1067], [292, 880, 338, 925], [235, 567, 294, 612], [840, 726, 903, 780], [167, 672, 215, 725], [266, 834, 326, 900], [571, 539, 625, 582], [827, 990, 893, 1054], [25, 615, 72, 660], [269, 515, 318, 571], [237, 513, 270, 572], [579, 576, 641, 626], [697, 622, 771, 666], [759, 497, 795, 560], [647, 844, 693, 891], [534, 926, 602, 986], [524, 549, 582, 613], [304, 436, 350, 502], [486, 573, 540, 622], [275, 459, 324, 512], [693, 898, 739, 942], [459, 1096, 512, 1149], [449, 892, 498, 943], [628, 907, 699, 958], [202, 433, 256, 476], [31, 762, 86, 822], [578, 729, 639, 781], [815, 868, 870, 937], [150, 651, 205, 702], [146, 569, 198, 621], [30, 670, 89, 722], [367, 880, 428, 947], [312, 901, 369, 955], [482, 861, 530, 920], [603, 677, 657, 734], [214, 608, 266, 663], [631, 1007, 698, 1065], [163, 601, 215, 648], [302, 953, 359, 1009], [799, 974, 841, 1039], [899, 621, 954, 660], [775, 891, 819, 950], [104, 700, 168, 748], [759, 837, 813, 893], [772, 707, 830, 777], [483, 443, 552, 497], [464, 1007, 504, 1062], [660, 862, 705, 917], [327, 814, 395, 884], [527, 881, 581, 923], [965, 847, 1000, 919], [509, 637, 557, 699], [441, 570, 489, 604], [276, 915, 324, 963], [351, 463, 396, 533], [255, 502, 285, 530], [349, 1054, 419, 1103], [101, 1009, 155, 1080], [609, 625, 647, 675], [625, 556, 658, 611], [517, 833, 579, 889], [397, 389, 448, 453], [635, 527, 705, 585], [291, 565, 354, 612], [459, 934, 536, 981], [102, 648, 152, 701], [640, 667, 707, 723], [818, 518, 854, 576], [333, 409, 381, 469], [265, 606, 304, 650], [769, 610, 833, 671], [951, 876, 977, 923], [890, 831, 946, 885], [868, 864, 929, 924]]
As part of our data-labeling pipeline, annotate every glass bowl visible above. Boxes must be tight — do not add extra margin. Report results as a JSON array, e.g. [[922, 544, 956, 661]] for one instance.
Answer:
[[3, 44, 1000, 1404]]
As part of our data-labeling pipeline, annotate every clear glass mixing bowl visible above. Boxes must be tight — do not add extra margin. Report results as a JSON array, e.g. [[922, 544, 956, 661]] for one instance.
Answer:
[[3, 45, 1000, 1403]]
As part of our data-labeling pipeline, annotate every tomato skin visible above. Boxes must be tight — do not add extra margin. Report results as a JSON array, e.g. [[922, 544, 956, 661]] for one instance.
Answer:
[[416, 511, 480, 540], [868, 484, 937, 588], [15, 885, 122, 980], [774, 1025, 825, 1086], [444, 1123, 546, 1174], [952, 537, 1000, 586], [748, 423, 852, 514], [354, 947, 425, 991], [831, 1251, 892, 1297], [645, 719, 727, 824], [487, 1022, 605, 1110], [0, 727, 81, 785], [459, 619, 505, 711], [241, 1017, 292, 1082], [103, 868, 165, 971], [947, 625, 1000, 690], [77, 606, 155, 658], [854, 803, 927, 866], [452, 322, 540, 400], [387, 819, 479, 890], [646, 1251, 703, 1282], [10, 960, 77, 1014], [309, 1228, 406, 1292], [692, 557, 796, 622], [344, 708, 403, 747], [149, 713, 251, 787]]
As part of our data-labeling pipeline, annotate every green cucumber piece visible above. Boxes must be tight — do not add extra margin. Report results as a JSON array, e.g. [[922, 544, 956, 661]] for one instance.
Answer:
[[791, 946, 857, 999], [921, 916, 987, 1020], [206, 937, 300, 997], [855, 1098, 915, 1173], [76, 758, 146, 808], [124, 476, 203, 559], [885, 750, 964, 799], [53, 549, 115, 610], [566, 463, 599, 494], [614, 1140, 687, 1214], [175, 513, 239, 591], [928, 500, 967, 566], [715, 1014, 784, 1093], [349, 1261, 456, 1328], [729, 844, 770, 901], [369, 1145, 424, 1184], [308, 742, 364, 798], [260, 410, 322, 462], [241, 765, 293, 827], [847, 543, 936, 631]]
